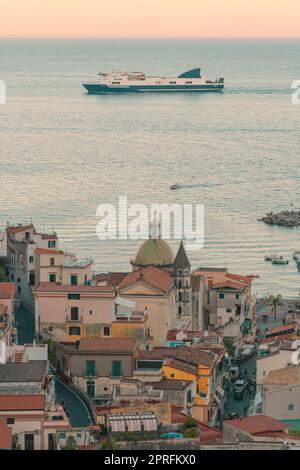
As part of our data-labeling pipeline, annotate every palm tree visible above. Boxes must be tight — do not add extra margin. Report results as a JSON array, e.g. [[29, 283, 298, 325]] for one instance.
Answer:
[[269, 294, 284, 320]]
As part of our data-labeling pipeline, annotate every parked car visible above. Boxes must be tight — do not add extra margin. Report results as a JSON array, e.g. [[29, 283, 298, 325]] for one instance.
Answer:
[[234, 380, 246, 399]]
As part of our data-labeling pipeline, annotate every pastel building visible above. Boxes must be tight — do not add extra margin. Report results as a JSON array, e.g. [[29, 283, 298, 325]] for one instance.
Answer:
[[34, 248, 93, 286], [162, 346, 225, 424], [35, 283, 115, 342], [7, 224, 59, 309], [0, 282, 17, 363]]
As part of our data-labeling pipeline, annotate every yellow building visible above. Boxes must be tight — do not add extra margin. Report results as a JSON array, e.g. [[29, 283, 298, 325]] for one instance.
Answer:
[[162, 346, 225, 424]]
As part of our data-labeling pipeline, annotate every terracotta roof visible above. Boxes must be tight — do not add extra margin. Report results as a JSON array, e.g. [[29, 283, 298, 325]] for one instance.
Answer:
[[166, 329, 221, 341], [118, 266, 173, 293], [266, 323, 297, 335], [164, 358, 198, 375], [79, 338, 137, 353], [0, 283, 16, 300], [35, 282, 115, 294], [94, 272, 128, 287], [0, 394, 45, 411], [7, 224, 34, 235], [0, 419, 12, 449], [175, 346, 216, 368], [35, 247, 63, 255], [147, 379, 192, 391], [225, 415, 287, 435], [265, 366, 300, 386], [138, 347, 178, 360]]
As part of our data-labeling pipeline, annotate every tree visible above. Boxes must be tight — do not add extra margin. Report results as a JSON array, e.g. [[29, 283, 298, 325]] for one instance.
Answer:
[[101, 437, 117, 450], [181, 415, 197, 432], [269, 294, 284, 320], [183, 427, 199, 439]]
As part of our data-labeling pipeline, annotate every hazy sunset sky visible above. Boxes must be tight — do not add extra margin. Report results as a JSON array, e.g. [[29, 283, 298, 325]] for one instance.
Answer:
[[1, 0, 300, 39]]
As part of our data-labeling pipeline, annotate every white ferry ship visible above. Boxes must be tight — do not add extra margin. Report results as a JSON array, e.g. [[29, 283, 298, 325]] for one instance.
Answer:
[[82, 68, 224, 94]]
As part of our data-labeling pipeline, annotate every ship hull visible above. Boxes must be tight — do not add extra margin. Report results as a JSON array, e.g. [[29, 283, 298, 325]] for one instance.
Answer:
[[82, 83, 224, 94]]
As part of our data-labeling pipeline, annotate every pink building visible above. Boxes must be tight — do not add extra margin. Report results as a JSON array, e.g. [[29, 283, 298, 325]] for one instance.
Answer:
[[35, 283, 116, 342]]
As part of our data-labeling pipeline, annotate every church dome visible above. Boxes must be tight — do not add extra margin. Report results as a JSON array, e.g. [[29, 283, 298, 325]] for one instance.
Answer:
[[131, 238, 174, 269]]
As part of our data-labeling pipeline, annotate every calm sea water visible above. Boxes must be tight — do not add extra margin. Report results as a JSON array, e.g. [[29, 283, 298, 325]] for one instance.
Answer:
[[1, 39, 300, 296]]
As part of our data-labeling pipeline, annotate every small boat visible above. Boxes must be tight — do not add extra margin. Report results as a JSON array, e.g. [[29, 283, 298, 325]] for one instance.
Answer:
[[264, 253, 279, 262], [170, 183, 183, 190], [272, 258, 289, 265], [293, 251, 300, 260]]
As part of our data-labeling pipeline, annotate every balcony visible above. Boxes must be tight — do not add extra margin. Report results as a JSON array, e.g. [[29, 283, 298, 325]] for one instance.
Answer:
[[66, 315, 83, 323]]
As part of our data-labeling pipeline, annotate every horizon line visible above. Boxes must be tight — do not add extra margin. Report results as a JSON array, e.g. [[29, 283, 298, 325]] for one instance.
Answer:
[[1, 36, 300, 40]]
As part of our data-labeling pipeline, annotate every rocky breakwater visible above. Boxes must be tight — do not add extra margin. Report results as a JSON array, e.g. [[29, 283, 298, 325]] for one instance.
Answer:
[[258, 210, 300, 227]]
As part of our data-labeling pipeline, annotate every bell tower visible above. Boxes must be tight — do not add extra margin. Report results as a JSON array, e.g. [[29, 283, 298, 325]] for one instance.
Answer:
[[173, 241, 192, 319]]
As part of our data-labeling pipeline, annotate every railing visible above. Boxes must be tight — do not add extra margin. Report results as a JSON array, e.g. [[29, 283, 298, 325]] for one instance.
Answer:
[[66, 315, 83, 322]]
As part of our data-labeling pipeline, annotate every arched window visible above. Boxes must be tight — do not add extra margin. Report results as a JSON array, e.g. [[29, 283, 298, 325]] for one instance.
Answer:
[[179, 292, 182, 301], [178, 280, 182, 288]]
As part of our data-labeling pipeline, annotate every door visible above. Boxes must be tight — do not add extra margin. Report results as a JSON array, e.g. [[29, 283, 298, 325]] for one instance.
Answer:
[[24, 433, 34, 450], [112, 360, 121, 377]]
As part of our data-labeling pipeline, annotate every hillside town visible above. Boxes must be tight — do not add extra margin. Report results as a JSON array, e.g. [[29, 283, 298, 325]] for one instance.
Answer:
[[1, 222, 300, 450]]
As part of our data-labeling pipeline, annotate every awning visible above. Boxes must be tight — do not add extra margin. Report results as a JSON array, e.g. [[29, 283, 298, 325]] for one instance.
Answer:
[[124, 415, 142, 432], [107, 415, 126, 433], [140, 413, 158, 431]]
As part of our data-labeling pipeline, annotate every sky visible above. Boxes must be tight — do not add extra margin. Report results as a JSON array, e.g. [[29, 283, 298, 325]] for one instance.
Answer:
[[1, 0, 300, 39]]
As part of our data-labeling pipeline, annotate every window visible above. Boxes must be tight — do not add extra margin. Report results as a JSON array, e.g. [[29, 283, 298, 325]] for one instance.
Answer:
[[112, 81, 120, 84], [171, 373, 175, 378], [17, 278, 20, 283], [29, 256, 33, 263], [289, 404, 294, 411], [50, 257, 55, 266], [178, 306, 182, 316], [68, 293, 80, 300], [24, 434, 34, 451], [236, 294, 240, 300], [70, 306, 79, 321], [104, 387, 108, 392], [7, 417, 14, 425], [17, 286, 21, 294], [29, 272, 35, 286], [219, 293, 225, 299], [103, 326, 111, 337], [48, 240, 56, 248], [71, 275, 78, 286], [178, 280, 182, 288], [59, 432, 66, 439], [226, 308, 232, 313], [179, 292, 182, 301], [169, 81, 176, 84], [69, 326, 80, 336], [185, 81, 192, 84], [112, 361, 121, 377], [49, 273, 56, 283], [86, 360, 95, 377], [62, 356, 66, 371], [87, 380, 95, 397]]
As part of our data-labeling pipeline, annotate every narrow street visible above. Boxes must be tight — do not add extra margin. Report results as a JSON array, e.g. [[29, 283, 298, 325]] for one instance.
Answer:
[[14, 303, 35, 345], [55, 377, 92, 427], [224, 356, 256, 419]]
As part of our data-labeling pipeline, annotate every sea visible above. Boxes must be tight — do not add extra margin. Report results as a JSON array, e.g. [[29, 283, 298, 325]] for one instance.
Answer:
[[1, 39, 300, 297]]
